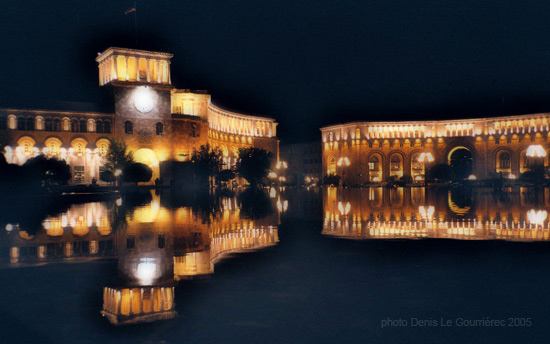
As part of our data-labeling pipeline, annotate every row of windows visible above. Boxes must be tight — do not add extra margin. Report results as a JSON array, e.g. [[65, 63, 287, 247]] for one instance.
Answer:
[[124, 121, 164, 136], [0, 116, 112, 133]]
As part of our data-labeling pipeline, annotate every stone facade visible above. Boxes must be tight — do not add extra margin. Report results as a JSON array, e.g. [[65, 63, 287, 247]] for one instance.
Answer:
[[321, 116, 550, 184], [0, 47, 279, 184]]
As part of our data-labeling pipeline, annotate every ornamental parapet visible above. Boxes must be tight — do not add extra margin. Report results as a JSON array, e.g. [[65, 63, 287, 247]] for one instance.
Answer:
[[207, 103, 277, 138], [321, 112, 550, 142]]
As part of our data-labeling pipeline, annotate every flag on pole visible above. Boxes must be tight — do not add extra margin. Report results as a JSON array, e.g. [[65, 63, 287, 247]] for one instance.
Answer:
[[125, 5, 136, 14]]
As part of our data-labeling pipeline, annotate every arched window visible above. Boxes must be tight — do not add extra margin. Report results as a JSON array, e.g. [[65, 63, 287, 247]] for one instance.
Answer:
[[17, 117, 25, 130], [96, 120, 104, 134], [8, 115, 16, 130], [390, 155, 401, 171], [45, 137, 62, 156], [71, 119, 79, 132], [54, 118, 62, 132], [87, 119, 95, 133], [156, 122, 163, 135], [104, 120, 111, 134], [369, 156, 380, 171], [125, 121, 133, 135], [45, 118, 53, 131], [96, 139, 110, 157], [328, 157, 336, 174], [36, 117, 43, 130], [62, 118, 70, 131], [499, 152, 511, 170], [390, 154, 403, 177], [369, 155, 382, 182], [26, 117, 34, 131], [79, 119, 87, 133]]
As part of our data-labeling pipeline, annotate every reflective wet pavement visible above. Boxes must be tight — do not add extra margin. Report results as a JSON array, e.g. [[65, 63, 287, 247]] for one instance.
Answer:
[[0, 187, 549, 343]]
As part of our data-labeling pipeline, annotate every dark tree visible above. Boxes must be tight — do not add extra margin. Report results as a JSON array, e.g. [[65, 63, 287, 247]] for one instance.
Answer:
[[104, 138, 133, 172], [427, 164, 455, 182], [23, 155, 71, 186], [191, 144, 223, 185], [236, 147, 273, 187], [99, 170, 116, 183], [122, 163, 153, 185], [217, 169, 236, 183]]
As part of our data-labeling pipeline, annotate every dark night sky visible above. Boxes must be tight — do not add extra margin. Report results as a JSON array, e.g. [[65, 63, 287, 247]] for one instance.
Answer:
[[2, 0, 550, 143]]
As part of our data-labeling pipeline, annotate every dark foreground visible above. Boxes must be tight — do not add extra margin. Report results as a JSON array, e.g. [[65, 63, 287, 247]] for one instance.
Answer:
[[0, 217, 549, 344]]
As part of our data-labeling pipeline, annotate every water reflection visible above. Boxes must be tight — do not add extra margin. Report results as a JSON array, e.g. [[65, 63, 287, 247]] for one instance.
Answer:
[[323, 187, 550, 242], [0, 189, 280, 325]]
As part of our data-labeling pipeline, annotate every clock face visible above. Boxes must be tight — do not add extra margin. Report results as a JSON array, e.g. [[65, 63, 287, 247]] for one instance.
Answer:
[[133, 87, 154, 113]]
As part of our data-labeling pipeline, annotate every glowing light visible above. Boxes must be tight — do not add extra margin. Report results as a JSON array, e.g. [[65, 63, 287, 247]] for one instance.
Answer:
[[414, 176, 423, 181], [419, 206, 435, 221], [114, 169, 122, 177], [508, 173, 517, 179], [338, 201, 351, 215], [372, 177, 380, 182], [279, 176, 287, 182], [467, 175, 477, 180], [116, 198, 123, 206], [5, 224, 14, 232], [305, 176, 312, 183], [527, 209, 547, 226], [526, 145, 547, 158], [277, 199, 289, 213], [418, 152, 434, 162], [337, 157, 351, 166], [133, 86, 155, 113], [276, 161, 288, 169], [269, 187, 276, 198], [136, 258, 157, 284], [268, 172, 277, 179]]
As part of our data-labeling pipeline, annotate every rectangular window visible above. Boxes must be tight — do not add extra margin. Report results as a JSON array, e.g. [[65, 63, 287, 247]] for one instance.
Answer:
[[126, 237, 135, 250], [158, 235, 166, 249], [74, 166, 85, 181]]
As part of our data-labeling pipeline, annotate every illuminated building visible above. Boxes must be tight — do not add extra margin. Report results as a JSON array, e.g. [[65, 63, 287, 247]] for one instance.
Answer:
[[0, 47, 279, 184], [321, 117, 550, 184]]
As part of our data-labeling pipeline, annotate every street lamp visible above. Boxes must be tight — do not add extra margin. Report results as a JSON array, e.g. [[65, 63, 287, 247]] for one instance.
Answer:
[[417, 152, 434, 187], [337, 157, 350, 186], [526, 144, 547, 185], [114, 169, 122, 187], [276, 160, 288, 185]]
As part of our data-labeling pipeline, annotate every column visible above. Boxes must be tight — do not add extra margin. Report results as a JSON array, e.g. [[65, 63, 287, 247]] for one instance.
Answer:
[[113, 56, 118, 80], [136, 56, 139, 81], [146, 58, 150, 82], [125, 56, 129, 81], [156, 60, 161, 83]]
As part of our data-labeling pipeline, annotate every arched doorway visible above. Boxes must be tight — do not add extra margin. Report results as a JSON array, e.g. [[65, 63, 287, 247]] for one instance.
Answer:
[[368, 153, 383, 182], [134, 148, 159, 183], [448, 147, 472, 180], [389, 153, 403, 178]]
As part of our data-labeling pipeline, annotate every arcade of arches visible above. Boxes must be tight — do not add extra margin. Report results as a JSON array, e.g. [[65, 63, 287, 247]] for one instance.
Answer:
[[321, 115, 550, 184]]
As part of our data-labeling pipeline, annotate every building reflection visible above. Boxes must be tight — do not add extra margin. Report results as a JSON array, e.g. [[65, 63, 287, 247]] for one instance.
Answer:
[[323, 187, 550, 241], [1, 201, 115, 265], [0, 189, 279, 325]]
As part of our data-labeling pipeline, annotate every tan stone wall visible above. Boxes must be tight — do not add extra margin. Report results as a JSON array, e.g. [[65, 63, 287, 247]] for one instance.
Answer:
[[322, 116, 550, 184]]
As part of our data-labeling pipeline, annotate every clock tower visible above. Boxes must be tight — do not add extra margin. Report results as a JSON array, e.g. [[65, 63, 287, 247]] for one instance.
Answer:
[[96, 47, 174, 181]]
